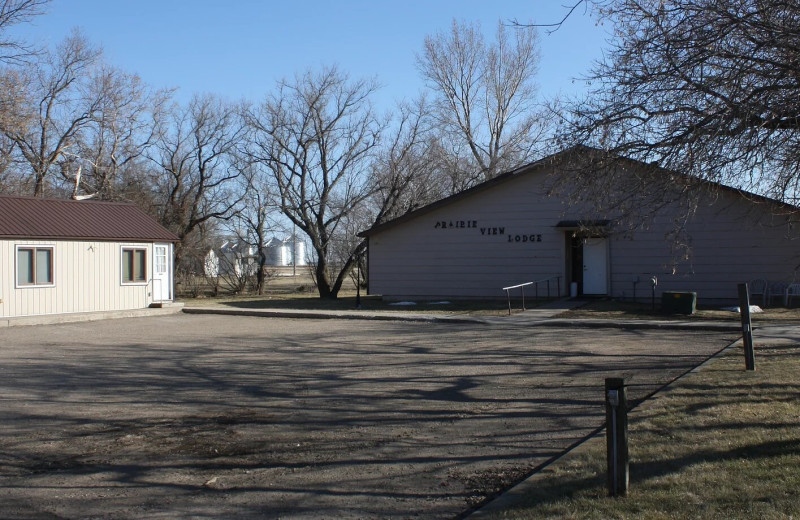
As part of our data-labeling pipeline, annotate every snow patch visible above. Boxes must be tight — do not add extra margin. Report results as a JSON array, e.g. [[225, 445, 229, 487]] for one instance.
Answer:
[[721, 305, 763, 313]]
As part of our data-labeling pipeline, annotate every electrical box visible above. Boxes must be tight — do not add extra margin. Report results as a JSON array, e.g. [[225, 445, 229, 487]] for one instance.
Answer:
[[661, 291, 697, 314]]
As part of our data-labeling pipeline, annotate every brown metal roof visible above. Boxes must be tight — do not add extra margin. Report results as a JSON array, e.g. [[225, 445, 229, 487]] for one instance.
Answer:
[[0, 196, 179, 242]]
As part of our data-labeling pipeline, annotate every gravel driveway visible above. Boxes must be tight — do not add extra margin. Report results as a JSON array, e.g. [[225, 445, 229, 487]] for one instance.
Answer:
[[0, 314, 737, 519]]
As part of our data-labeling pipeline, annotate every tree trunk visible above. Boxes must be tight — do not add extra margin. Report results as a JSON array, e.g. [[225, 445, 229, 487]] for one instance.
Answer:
[[33, 174, 45, 197], [256, 250, 267, 295], [315, 259, 337, 299]]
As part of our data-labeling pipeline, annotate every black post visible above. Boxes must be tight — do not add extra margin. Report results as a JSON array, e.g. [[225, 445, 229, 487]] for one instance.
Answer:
[[650, 276, 658, 312], [738, 283, 755, 371], [605, 377, 629, 497]]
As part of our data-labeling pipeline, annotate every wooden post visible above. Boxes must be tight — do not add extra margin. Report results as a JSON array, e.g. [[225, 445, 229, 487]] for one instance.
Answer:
[[738, 283, 756, 371], [605, 377, 629, 497], [356, 257, 362, 310]]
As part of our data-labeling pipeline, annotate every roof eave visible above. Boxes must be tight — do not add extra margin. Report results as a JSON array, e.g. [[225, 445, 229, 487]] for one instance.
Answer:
[[0, 234, 179, 242], [358, 148, 579, 238]]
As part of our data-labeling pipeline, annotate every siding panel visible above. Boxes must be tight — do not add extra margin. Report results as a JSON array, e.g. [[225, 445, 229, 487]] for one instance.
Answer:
[[368, 165, 800, 303], [0, 239, 158, 318]]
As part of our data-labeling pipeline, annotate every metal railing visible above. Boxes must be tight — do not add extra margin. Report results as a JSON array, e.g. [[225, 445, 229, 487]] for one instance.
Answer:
[[502, 276, 562, 315]]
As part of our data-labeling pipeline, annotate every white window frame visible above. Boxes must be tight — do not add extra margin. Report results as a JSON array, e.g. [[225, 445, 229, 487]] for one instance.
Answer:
[[15, 245, 55, 288], [121, 246, 148, 286]]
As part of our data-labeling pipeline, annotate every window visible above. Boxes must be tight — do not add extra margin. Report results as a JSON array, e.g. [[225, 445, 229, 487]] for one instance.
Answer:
[[122, 248, 147, 283], [16, 246, 54, 287]]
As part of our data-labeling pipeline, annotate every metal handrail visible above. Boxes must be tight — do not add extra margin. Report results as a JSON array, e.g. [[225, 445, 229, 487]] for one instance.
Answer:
[[502, 276, 562, 315]]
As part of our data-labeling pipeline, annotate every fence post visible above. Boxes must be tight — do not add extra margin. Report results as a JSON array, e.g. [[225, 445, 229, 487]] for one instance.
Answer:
[[738, 283, 756, 371], [605, 377, 629, 497]]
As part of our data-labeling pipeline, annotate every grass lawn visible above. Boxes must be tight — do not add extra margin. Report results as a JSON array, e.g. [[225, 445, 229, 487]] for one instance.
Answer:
[[486, 342, 800, 519]]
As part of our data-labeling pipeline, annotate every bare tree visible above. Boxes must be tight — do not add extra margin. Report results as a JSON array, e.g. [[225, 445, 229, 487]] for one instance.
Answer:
[[229, 157, 277, 295], [246, 66, 384, 299], [0, 0, 50, 64], [0, 1, 49, 181], [369, 96, 439, 225], [557, 0, 800, 207], [0, 67, 25, 182], [418, 19, 545, 189], [59, 68, 170, 200], [148, 94, 246, 271], [206, 238, 258, 296], [0, 30, 104, 196]]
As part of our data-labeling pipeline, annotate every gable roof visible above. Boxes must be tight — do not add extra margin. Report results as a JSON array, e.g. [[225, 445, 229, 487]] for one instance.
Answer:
[[358, 147, 584, 238], [0, 196, 179, 242], [359, 145, 798, 238]]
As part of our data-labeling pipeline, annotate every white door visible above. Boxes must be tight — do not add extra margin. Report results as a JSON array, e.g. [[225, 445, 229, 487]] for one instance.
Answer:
[[583, 238, 608, 295], [152, 244, 172, 302]]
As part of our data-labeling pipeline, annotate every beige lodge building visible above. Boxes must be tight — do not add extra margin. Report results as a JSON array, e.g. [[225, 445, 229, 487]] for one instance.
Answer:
[[360, 147, 800, 305]]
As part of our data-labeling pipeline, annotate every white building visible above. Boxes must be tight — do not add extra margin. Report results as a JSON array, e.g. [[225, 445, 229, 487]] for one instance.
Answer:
[[0, 196, 178, 321]]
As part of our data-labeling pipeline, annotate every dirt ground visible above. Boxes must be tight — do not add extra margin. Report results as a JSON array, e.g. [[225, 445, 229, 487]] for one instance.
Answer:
[[0, 314, 737, 519]]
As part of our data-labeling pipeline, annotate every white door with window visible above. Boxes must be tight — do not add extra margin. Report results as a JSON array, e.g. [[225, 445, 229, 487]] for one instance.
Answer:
[[583, 238, 608, 295], [152, 244, 172, 302]]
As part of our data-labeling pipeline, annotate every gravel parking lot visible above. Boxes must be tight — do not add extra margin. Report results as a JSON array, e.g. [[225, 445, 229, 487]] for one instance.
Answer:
[[0, 314, 737, 519]]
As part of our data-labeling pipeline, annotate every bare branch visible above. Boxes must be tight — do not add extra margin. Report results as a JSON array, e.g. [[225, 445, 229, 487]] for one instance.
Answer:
[[558, 0, 800, 207], [417, 19, 547, 189], [245, 66, 383, 299], [0, 0, 51, 63]]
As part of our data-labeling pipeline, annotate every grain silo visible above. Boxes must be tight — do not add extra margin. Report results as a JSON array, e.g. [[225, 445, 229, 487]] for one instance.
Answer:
[[264, 237, 290, 266], [284, 236, 307, 266]]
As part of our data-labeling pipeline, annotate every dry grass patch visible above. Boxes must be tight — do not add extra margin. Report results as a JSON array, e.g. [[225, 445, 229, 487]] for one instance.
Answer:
[[487, 344, 800, 519], [558, 299, 800, 323], [182, 292, 523, 316], [179, 274, 534, 316]]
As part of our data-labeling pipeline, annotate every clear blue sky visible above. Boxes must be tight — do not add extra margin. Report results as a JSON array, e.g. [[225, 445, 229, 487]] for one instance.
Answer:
[[11, 0, 610, 111]]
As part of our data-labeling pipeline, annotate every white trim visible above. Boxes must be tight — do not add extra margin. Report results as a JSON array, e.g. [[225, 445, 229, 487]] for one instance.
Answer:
[[152, 243, 173, 301]]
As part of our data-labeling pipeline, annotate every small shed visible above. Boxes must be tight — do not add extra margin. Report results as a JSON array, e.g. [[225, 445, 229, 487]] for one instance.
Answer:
[[0, 196, 179, 320]]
